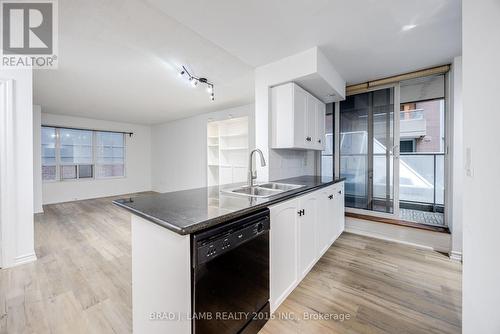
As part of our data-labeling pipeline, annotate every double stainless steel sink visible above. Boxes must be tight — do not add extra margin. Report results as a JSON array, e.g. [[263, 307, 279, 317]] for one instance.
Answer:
[[223, 182, 305, 198]]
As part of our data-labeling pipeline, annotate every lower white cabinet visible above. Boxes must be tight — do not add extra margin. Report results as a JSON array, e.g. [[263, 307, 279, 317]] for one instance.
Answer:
[[269, 198, 299, 312], [333, 182, 345, 239], [297, 192, 318, 279], [269, 181, 344, 312], [318, 182, 345, 255], [317, 187, 334, 255]]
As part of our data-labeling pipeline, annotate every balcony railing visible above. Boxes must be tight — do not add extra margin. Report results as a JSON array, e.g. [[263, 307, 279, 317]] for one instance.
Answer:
[[399, 152, 444, 209], [338, 152, 444, 210], [400, 109, 424, 120]]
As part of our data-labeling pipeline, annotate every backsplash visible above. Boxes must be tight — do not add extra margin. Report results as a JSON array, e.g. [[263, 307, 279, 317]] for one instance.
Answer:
[[268, 149, 316, 180]]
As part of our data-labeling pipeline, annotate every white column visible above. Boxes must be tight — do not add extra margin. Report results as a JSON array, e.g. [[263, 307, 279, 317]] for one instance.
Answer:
[[0, 68, 36, 268], [463, 0, 500, 333]]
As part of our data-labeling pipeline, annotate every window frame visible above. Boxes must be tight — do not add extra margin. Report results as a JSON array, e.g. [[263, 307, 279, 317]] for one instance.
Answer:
[[41, 126, 126, 183], [320, 103, 335, 178]]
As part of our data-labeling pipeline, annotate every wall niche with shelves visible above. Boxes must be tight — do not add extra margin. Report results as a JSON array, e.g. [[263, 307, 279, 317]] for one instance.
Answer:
[[207, 116, 249, 187]]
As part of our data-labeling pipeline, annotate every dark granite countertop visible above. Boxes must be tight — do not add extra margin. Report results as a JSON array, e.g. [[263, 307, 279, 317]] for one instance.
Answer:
[[113, 175, 345, 235]]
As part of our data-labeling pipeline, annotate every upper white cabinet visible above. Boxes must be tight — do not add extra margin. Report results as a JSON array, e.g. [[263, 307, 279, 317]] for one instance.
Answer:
[[271, 83, 326, 150]]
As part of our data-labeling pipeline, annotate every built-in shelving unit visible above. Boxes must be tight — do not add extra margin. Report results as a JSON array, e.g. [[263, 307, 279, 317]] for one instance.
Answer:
[[207, 116, 249, 187]]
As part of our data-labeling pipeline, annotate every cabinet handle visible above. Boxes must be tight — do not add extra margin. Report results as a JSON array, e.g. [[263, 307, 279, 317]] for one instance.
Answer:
[[306, 137, 312, 142], [328, 194, 333, 200], [338, 190, 342, 195], [297, 209, 305, 216], [318, 139, 321, 143]]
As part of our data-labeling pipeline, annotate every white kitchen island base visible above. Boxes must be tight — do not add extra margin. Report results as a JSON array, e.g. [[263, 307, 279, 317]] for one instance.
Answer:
[[132, 215, 191, 334]]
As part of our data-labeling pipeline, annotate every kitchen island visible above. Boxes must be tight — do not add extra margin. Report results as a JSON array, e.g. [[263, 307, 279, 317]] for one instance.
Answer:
[[114, 175, 345, 334]]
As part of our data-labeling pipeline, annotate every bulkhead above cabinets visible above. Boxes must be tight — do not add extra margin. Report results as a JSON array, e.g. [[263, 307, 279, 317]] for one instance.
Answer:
[[271, 82, 326, 151]]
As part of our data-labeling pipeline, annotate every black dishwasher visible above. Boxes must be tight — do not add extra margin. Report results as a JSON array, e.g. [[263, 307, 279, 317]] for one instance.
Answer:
[[192, 209, 270, 334]]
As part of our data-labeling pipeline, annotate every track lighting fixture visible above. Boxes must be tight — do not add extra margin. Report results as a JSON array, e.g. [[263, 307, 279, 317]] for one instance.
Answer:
[[179, 65, 215, 101]]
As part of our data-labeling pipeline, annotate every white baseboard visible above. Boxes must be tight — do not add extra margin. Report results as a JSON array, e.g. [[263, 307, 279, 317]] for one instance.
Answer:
[[449, 251, 462, 262], [345, 217, 451, 253], [345, 227, 434, 251], [14, 252, 37, 267]]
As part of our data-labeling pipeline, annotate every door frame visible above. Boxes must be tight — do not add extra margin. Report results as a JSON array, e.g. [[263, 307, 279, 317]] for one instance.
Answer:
[[335, 83, 401, 220]]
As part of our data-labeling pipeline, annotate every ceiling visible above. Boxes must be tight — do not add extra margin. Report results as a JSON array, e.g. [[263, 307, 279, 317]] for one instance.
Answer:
[[34, 0, 461, 125]]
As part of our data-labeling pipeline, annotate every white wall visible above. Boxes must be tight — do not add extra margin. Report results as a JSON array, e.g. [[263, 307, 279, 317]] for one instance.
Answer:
[[33, 105, 43, 213], [0, 69, 36, 268], [151, 104, 254, 193], [448, 57, 463, 260], [40, 113, 152, 204], [462, 1, 500, 333]]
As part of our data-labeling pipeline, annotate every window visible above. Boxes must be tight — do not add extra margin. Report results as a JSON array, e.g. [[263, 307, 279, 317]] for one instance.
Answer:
[[60, 128, 93, 180], [41, 127, 57, 181], [95, 131, 125, 178], [41, 127, 126, 181], [400, 140, 415, 153]]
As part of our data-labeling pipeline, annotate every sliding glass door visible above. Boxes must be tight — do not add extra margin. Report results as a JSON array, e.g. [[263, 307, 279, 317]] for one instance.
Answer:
[[338, 86, 399, 216], [322, 75, 448, 225]]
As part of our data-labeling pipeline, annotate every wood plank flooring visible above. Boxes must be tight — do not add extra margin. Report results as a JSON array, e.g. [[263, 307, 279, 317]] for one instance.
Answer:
[[261, 233, 462, 334], [0, 194, 461, 334], [0, 194, 140, 334]]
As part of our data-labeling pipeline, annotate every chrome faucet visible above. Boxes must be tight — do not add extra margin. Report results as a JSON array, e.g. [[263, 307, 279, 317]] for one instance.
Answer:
[[248, 149, 266, 188]]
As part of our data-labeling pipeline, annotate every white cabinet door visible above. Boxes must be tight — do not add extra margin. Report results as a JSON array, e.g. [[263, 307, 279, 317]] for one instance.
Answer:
[[306, 95, 317, 149], [271, 82, 326, 151], [297, 193, 318, 279], [334, 182, 345, 239], [294, 85, 308, 149], [317, 186, 335, 255], [316, 101, 326, 150], [327, 187, 338, 244], [270, 198, 299, 312]]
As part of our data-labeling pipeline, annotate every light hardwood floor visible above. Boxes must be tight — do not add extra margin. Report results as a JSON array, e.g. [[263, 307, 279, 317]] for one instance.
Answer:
[[0, 195, 462, 334], [261, 234, 462, 334]]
